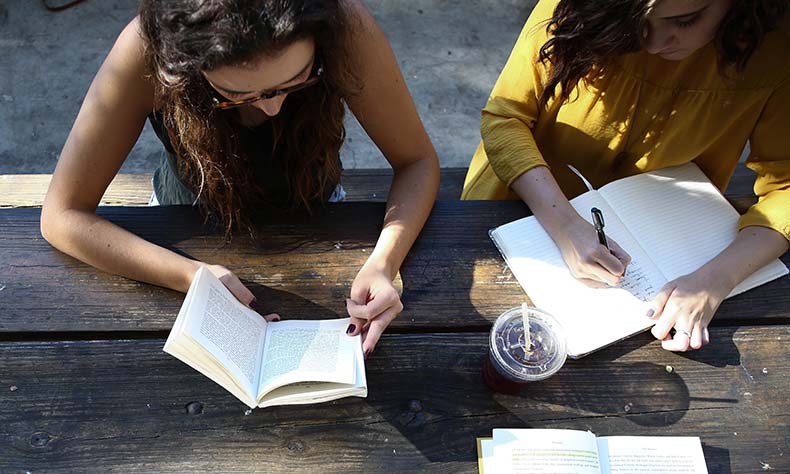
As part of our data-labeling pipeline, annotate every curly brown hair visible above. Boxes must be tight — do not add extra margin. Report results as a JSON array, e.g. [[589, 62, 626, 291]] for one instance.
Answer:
[[537, 0, 788, 107], [139, 0, 361, 236]]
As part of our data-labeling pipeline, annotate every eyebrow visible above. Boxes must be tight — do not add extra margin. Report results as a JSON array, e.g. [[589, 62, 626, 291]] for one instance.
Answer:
[[213, 58, 313, 96], [660, 4, 709, 20]]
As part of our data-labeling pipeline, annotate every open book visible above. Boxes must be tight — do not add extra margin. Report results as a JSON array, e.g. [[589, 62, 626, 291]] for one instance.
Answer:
[[478, 429, 708, 474], [490, 163, 788, 358], [164, 267, 367, 409]]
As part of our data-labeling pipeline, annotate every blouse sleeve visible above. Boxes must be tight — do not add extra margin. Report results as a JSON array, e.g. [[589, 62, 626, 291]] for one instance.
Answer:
[[480, 0, 555, 187], [739, 76, 790, 241]]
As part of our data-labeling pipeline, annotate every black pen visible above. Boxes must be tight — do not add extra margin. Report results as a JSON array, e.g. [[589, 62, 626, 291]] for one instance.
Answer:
[[591, 207, 609, 249]]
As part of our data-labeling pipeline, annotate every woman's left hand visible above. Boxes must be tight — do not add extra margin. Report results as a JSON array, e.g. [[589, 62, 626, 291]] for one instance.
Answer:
[[345, 264, 403, 358], [648, 268, 734, 351]]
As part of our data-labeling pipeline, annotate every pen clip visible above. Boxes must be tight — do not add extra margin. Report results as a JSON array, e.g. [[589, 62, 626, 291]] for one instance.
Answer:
[[591, 207, 605, 229]]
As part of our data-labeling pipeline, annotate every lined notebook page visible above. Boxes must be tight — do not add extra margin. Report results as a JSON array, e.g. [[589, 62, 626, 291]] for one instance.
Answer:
[[599, 163, 787, 296], [491, 191, 658, 358]]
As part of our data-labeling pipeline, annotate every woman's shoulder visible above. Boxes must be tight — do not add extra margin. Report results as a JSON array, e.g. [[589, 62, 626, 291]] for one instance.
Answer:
[[742, 12, 790, 88], [100, 17, 156, 109]]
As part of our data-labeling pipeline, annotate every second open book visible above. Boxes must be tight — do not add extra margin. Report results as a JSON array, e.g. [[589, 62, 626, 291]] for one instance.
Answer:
[[164, 267, 367, 409], [490, 163, 788, 358], [478, 429, 708, 474]]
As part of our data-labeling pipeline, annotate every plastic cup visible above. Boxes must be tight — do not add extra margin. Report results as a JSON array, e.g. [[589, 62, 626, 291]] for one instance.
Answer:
[[482, 306, 567, 394]]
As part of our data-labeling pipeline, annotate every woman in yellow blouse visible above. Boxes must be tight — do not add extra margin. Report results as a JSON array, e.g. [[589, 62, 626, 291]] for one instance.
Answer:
[[463, 0, 789, 351]]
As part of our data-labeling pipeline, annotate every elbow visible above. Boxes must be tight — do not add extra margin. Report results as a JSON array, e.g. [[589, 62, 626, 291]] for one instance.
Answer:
[[39, 202, 60, 246]]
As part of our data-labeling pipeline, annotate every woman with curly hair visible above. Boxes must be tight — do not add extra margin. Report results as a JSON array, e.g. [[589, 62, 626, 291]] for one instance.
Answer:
[[462, 0, 789, 351], [41, 0, 440, 356]]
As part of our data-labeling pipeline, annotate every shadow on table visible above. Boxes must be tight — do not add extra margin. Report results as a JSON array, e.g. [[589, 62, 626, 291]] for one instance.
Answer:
[[363, 328, 741, 464], [703, 444, 732, 474]]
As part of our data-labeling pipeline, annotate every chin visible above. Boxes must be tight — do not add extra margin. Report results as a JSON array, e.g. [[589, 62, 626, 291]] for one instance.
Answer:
[[657, 49, 691, 61]]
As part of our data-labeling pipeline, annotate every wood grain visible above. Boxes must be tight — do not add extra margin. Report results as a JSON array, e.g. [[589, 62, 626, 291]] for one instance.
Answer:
[[0, 169, 468, 208], [0, 326, 786, 473], [0, 165, 757, 210], [1, 203, 787, 333]]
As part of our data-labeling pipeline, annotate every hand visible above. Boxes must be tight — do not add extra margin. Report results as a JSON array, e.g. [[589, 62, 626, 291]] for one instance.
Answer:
[[345, 263, 403, 357], [553, 215, 632, 287], [648, 268, 733, 351], [202, 264, 280, 322]]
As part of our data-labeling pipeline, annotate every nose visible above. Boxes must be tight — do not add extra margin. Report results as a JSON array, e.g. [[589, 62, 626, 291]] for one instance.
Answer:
[[643, 24, 675, 55], [254, 94, 287, 116]]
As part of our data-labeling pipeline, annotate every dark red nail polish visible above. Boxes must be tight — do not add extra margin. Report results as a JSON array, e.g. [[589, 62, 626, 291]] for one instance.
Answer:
[[346, 324, 356, 334], [250, 298, 259, 309]]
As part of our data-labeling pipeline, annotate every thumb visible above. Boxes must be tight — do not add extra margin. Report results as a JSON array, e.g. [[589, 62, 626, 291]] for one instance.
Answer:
[[345, 298, 366, 337], [648, 283, 674, 320], [649, 283, 676, 340], [217, 272, 256, 307]]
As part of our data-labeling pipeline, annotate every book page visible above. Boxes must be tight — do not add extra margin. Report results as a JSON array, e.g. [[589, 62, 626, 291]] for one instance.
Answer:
[[600, 163, 788, 296], [478, 438, 495, 474], [257, 318, 356, 398], [597, 436, 708, 474], [183, 268, 268, 396], [491, 191, 662, 357], [258, 328, 366, 407], [491, 429, 602, 474]]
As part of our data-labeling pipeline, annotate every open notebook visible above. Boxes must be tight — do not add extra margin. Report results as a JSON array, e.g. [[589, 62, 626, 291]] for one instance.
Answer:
[[490, 163, 788, 358]]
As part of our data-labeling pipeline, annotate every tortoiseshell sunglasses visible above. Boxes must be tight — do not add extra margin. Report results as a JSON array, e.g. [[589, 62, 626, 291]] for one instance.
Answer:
[[211, 65, 324, 110]]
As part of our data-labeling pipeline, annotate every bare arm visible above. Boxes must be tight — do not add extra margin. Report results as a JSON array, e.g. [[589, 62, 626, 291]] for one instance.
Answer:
[[650, 226, 788, 351], [41, 18, 202, 295], [511, 166, 630, 286], [342, 0, 440, 352]]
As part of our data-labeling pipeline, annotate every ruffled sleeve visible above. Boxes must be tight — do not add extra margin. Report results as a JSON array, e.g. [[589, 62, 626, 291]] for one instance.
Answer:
[[480, 0, 555, 187]]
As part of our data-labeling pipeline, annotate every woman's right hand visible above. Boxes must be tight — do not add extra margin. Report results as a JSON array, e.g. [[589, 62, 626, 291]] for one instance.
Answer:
[[511, 166, 631, 287], [551, 215, 632, 287], [202, 264, 280, 321]]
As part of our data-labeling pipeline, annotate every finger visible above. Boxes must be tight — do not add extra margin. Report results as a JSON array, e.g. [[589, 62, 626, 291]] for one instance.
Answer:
[[262, 313, 281, 322], [650, 294, 678, 340], [360, 306, 401, 355], [346, 298, 372, 321], [575, 276, 611, 289], [346, 286, 400, 320], [661, 329, 691, 352], [690, 323, 704, 350], [608, 239, 632, 270], [218, 273, 256, 306], [580, 261, 621, 287], [648, 283, 675, 320], [346, 314, 365, 337], [594, 249, 626, 279]]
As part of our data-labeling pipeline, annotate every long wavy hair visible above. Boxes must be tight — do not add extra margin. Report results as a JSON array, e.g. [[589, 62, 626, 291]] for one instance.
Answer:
[[537, 0, 788, 107], [139, 0, 360, 236]]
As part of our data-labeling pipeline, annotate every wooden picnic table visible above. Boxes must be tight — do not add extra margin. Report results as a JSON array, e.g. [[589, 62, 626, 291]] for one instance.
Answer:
[[0, 173, 788, 473]]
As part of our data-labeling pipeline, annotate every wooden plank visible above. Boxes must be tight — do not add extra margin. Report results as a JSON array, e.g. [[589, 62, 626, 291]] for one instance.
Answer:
[[0, 326, 786, 473], [0, 169, 467, 208], [0, 174, 153, 208], [0, 165, 758, 210], [1, 202, 788, 332]]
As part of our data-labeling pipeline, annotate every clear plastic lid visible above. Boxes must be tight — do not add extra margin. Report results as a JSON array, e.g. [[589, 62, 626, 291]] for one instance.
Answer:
[[489, 306, 567, 382]]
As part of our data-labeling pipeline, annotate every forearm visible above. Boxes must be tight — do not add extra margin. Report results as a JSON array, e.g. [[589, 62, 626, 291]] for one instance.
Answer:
[[510, 165, 580, 233], [365, 156, 439, 279], [41, 208, 200, 293], [699, 225, 789, 289]]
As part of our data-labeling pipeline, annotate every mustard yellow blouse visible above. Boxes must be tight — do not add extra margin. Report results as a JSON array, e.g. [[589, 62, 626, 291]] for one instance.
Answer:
[[462, 0, 790, 240]]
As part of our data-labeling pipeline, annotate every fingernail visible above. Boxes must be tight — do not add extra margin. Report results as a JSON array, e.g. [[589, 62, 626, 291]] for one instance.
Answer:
[[645, 309, 654, 318], [250, 298, 259, 309], [346, 324, 356, 335]]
